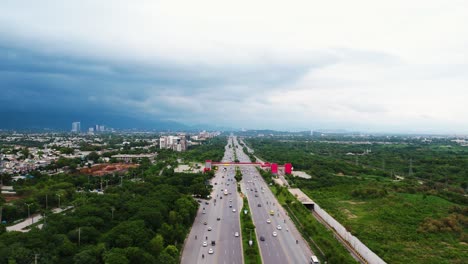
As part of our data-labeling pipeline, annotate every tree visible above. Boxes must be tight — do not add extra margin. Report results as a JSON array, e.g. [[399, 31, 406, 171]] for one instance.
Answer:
[[87, 152, 100, 163], [149, 234, 164, 257]]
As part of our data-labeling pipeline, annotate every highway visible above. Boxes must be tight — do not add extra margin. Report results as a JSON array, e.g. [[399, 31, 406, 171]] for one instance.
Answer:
[[181, 138, 243, 264], [233, 137, 314, 264]]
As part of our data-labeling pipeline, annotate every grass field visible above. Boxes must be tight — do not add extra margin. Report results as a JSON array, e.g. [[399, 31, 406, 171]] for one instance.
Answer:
[[302, 180, 468, 264]]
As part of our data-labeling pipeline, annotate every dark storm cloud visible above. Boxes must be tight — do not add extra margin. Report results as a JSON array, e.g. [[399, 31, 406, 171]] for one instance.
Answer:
[[0, 40, 321, 128]]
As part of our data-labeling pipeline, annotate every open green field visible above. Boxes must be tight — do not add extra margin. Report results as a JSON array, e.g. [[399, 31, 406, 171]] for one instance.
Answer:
[[246, 137, 468, 263], [299, 178, 468, 264]]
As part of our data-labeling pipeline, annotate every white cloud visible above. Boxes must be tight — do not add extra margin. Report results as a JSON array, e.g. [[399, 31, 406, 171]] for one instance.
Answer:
[[1, 0, 468, 132]]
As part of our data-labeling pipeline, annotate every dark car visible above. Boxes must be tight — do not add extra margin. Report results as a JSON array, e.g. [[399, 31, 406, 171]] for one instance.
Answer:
[[257, 204, 262, 207], [211, 240, 216, 246], [205, 202, 209, 205], [217, 217, 221, 221], [220, 196, 223, 199], [260, 236, 265, 241]]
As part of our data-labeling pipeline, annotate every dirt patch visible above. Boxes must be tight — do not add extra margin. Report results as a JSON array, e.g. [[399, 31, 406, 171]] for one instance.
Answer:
[[341, 208, 357, 219], [336, 172, 345, 176], [80, 163, 139, 176]]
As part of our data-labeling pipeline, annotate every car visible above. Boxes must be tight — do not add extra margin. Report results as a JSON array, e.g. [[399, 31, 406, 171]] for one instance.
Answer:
[[211, 240, 216, 246], [217, 217, 221, 221], [229, 204, 232, 208], [266, 219, 271, 224], [255, 194, 258, 197], [205, 202, 209, 205], [208, 248, 214, 254], [215, 182, 217, 185], [234, 232, 239, 237], [272, 232, 278, 237], [232, 208, 236, 212], [229, 199, 232, 202], [260, 236, 265, 241], [208, 227, 212, 231], [277, 225, 282, 230], [202, 241, 208, 247], [204, 222, 207, 225], [257, 204, 261, 207]]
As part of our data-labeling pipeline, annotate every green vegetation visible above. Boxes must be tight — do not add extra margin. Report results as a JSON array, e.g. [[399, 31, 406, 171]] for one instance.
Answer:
[[247, 137, 468, 264], [0, 137, 223, 263], [240, 197, 262, 264]]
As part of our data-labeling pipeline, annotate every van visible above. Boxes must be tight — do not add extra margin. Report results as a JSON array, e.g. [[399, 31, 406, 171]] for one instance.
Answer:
[[310, 255, 319, 264]]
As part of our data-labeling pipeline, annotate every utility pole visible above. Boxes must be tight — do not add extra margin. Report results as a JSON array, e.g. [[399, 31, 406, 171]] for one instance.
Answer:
[[45, 194, 48, 210], [111, 207, 115, 220], [408, 158, 414, 177], [105, 179, 109, 189], [78, 227, 81, 246], [34, 254, 39, 264], [100, 180, 103, 190]]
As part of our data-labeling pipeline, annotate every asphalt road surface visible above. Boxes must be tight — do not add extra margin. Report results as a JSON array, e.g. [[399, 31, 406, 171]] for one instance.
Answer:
[[233, 137, 314, 264], [181, 139, 243, 264]]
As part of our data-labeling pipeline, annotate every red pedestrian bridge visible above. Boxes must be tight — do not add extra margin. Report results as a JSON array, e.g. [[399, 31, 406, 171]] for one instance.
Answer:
[[204, 160, 292, 175]]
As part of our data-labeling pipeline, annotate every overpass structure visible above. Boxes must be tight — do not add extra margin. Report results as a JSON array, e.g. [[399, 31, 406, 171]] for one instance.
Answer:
[[204, 160, 293, 175]]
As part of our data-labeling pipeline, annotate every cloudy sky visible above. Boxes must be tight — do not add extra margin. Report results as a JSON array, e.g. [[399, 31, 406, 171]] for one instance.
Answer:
[[1, 0, 468, 133]]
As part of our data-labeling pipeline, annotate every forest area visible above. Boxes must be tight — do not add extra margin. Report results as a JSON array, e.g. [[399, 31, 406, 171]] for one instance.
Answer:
[[0, 137, 225, 264]]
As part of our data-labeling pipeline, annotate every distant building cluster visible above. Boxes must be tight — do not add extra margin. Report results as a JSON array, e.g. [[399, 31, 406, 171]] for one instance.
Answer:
[[190, 130, 220, 140], [71, 122, 110, 134], [159, 135, 188, 152], [71, 122, 81, 133], [88, 124, 106, 134]]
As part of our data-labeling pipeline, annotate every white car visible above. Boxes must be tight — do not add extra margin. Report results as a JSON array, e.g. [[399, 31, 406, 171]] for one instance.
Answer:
[[208, 248, 214, 254], [208, 227, 212, 231], [235, 232, 239, 237], [277, 225, 282, 230], [202, 241, 208, 247], [232, 208, 236, 212], [266, 219, 271, 224], [272, 232, 278, 237]]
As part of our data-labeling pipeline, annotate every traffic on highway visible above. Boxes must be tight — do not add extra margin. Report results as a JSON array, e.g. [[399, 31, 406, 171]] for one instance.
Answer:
[[182, 136, 315, 264]]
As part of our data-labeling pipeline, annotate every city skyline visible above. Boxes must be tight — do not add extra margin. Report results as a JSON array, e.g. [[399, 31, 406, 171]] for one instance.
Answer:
[[1, 1, 468, 134]]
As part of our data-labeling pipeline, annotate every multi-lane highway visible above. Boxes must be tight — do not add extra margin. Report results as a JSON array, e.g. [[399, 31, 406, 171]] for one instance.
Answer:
[[182, 136, 313, 264], [233, 137, 314, 264], [181, 140, 243, 264]]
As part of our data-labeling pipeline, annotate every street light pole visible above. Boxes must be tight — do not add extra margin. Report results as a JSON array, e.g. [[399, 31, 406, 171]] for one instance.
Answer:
[[26, 203, 33, 224], [111, 207, 115, 220], [56, 194, 61, 209]]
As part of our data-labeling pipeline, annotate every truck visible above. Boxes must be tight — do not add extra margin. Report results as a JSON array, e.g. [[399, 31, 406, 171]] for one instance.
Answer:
[[310, 256, 320, 264]]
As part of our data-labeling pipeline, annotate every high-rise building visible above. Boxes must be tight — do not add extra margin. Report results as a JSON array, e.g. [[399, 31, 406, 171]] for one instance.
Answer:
[[71, 122, 81, 133], [99, 125, 105, 132]]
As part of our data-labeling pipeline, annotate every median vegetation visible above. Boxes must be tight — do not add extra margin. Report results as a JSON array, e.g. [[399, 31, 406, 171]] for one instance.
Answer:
[[239, 197, 262, 264]]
